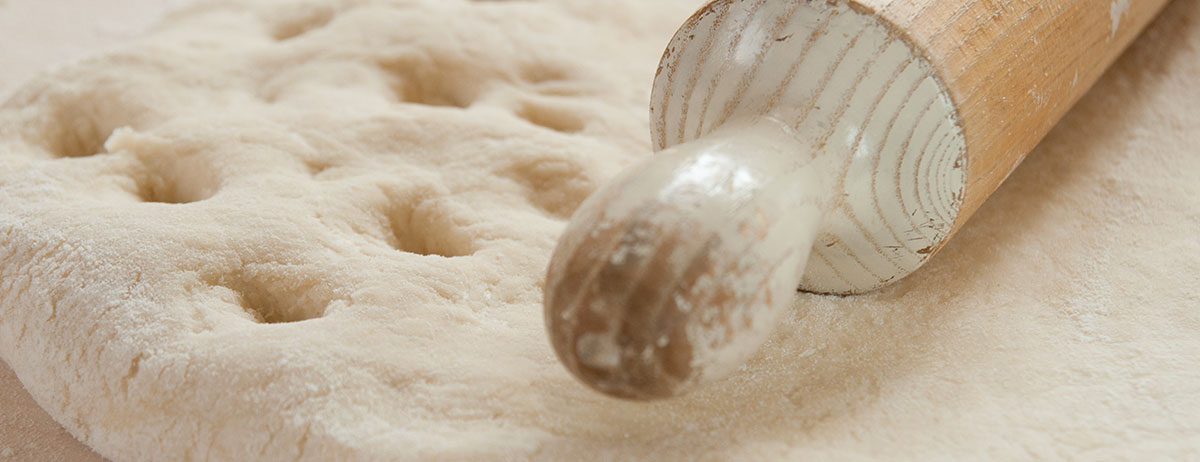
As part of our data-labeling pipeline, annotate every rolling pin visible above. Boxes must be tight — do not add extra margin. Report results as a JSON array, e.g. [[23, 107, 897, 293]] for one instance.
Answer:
[[544, 0, 1170, 400]]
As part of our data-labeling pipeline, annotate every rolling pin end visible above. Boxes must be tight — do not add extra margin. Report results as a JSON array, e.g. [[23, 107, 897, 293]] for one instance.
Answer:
[[545, 119, 829, 400]]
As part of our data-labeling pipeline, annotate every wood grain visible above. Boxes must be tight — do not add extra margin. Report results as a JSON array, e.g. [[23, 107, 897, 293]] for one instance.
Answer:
[[860, 0, 1172, 236], [548, 0, 1171, 399], [649, 0, 1169, 293], [651, 0, 966, 293]]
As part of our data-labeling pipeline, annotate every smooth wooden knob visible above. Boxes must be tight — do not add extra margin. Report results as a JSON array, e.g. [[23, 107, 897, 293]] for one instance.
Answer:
[[544, 118, 829, 399]]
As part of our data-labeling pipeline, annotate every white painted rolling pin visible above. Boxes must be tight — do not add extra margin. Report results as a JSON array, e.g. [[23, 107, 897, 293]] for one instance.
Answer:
[[544, 0, 1171, 400]]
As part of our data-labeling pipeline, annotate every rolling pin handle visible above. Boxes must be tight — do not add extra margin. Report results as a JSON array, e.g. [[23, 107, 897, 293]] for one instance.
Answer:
[[544, 117, 832, 400]]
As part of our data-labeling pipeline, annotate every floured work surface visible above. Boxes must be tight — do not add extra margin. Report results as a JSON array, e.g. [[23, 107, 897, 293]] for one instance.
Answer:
[[1, 0, 1199, 460]]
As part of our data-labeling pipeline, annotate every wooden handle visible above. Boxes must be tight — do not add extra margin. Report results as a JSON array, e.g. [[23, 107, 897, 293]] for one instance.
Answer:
[[545, 118, 830, 399], [546, 0, 1171, 399]]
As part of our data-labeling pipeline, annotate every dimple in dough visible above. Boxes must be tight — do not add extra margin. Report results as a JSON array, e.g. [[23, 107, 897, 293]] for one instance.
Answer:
[[1, 0, 1199, 460]]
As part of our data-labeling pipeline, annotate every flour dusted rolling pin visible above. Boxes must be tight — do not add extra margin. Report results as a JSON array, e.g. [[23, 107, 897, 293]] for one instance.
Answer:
[[544, 0, 1170, 399]]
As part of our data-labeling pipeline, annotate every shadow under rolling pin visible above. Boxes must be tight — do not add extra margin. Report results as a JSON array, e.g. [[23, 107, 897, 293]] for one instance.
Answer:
[[544, 0, 1171, 400]]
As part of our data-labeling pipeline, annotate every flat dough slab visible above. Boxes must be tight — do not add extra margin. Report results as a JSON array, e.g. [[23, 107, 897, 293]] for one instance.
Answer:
[[1, 0, 1199, 461]]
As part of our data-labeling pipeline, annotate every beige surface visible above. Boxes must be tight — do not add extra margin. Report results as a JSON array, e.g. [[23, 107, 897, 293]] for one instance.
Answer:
[[0, 363, 102, 461], [0, 2, 164, 461], [1, 0, 1198, 461]]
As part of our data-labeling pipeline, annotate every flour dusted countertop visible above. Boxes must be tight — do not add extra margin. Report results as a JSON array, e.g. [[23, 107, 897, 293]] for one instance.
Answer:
[[1, 0, 1198, 461]]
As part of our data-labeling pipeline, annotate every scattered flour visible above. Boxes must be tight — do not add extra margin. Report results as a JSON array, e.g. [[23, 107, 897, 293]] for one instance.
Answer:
[[0, 0, 1197, 461]]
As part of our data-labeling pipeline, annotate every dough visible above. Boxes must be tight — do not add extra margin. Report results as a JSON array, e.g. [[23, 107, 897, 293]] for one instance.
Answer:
[[1, 0, 1198, 460], [0, 1, 167, 459]]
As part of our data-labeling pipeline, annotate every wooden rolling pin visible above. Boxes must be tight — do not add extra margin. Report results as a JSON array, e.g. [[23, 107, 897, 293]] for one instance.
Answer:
[[544, 0, 1170, 400]]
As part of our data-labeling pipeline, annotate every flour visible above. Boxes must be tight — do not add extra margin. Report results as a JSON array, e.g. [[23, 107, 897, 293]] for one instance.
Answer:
[[0, 0, 1198, 460]]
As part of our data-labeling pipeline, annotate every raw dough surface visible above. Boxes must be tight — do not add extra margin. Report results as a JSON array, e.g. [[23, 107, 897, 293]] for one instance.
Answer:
[[1, 0, 1199, 461], [0, 1, 171, 460]]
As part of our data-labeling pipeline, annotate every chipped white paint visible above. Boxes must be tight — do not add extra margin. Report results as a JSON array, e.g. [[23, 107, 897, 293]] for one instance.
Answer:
[[651, 0, 966, 293], [1111, 0, 1132, 37], [544, 0, 968, 400], [546, 117, 827, 398], [576, 333, 621, 369], [547, 0, 1173, 403]]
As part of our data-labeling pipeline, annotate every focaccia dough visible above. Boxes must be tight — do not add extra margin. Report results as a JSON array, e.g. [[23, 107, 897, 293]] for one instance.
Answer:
[[1, 0, 1198, 460]]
